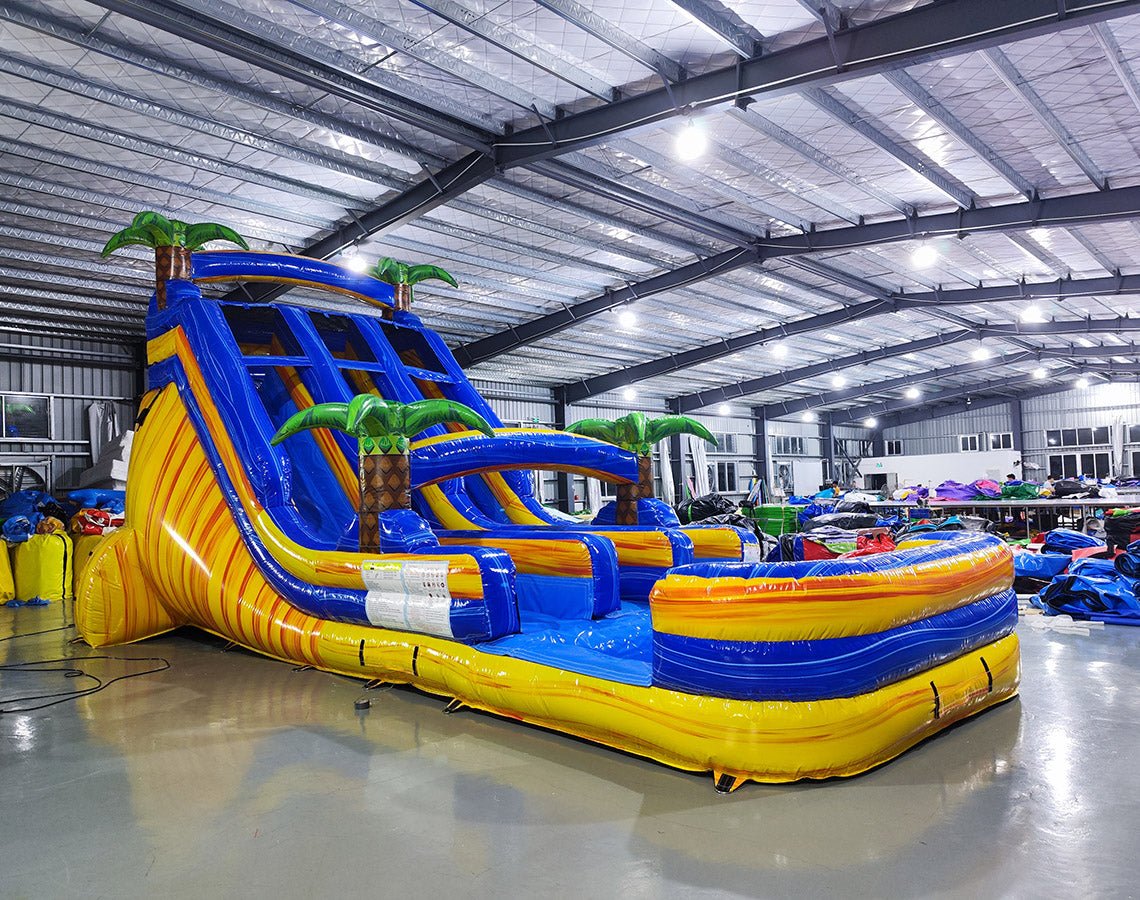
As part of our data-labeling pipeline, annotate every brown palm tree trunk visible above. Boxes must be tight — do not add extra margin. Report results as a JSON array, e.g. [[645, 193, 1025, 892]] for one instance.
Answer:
[[359, 450, 410, 552], [616, 453, 654, 525], [393, 283, 412, 313], [154, 246, 191, 310]]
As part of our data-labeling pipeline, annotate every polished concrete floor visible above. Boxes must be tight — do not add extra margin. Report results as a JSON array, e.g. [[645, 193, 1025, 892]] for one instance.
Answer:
[[1, 605, 1137, 899]]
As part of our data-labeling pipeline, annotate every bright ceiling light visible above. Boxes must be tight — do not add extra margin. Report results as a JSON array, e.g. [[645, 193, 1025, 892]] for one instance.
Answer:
[[831, 374, 846, 388], [1028, 227, 1050, 242], [1020, 304, 1044, 323], [911, 243, 938, 268], [1033, 367, 1048, 380], [343, 252, 369, 273], [771, 343, 788, 359], [717, 403, 731, 415], [971, 346, 991, 361], [801, 410, 817, 423], [1076, 377, 1090, 389], [675, 121, 707, 161], [622, 386, 637, 401], [902, 353, 917, 361], [863, 417, 878, 429], [904, 386, 921, 399], [618, 308, 637, 328]]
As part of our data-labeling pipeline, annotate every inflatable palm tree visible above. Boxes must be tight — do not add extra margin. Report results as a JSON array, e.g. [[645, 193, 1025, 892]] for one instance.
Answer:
[[370, 257, 458, 313], [272, 395, 494, 551], [566, 413, 716, 525], [102, 211, 249, 309]]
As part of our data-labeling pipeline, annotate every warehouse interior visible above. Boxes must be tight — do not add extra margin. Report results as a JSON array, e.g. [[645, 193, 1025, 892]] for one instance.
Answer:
[[2, 0, 1139, 896]]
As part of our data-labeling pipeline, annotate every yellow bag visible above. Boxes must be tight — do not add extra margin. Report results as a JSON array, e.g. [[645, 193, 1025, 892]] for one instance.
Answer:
[[13, 533, 74, 603], [0, 543, 13, 604]]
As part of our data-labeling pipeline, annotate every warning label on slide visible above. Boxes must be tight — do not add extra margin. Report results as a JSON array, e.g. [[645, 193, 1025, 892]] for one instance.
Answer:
[[362, 559, 453, 638]]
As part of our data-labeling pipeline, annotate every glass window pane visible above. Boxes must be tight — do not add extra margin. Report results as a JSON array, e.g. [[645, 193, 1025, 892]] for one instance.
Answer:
[[1093, 426, 1109, 444], [1095, 453, 1110, 479], [1046, 430, 1061, 447], [1062, 429, 1078, 447], [1078, 428, 1093, 446], [1080, 453, 1095, 476], [3, 395, 50, 439], [1048, 455, 1062, 478], [1130, 426, 1140, 443], [1063, 456, 1078, 478]]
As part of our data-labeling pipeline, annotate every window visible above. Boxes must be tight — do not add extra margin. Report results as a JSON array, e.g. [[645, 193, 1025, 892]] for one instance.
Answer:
[[716, 461, 738, 493], [988, 432, 1013, 450], [773, 435, 805, 456], [1048, 452, 1109, 480], [959, 434, 979, 452], [1047, 427, 1109, 448], [886, 439, 903, 456], [1129, 426, 1140, 443], [2, 394, 51, 440], [714, 432, 738, 453], [1133, 450, 1140, 477]]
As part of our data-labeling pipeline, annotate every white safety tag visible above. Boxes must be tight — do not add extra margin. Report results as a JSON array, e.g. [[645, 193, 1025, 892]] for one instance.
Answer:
[[741, 538, 763, 563], [362, 559, 454, 638]]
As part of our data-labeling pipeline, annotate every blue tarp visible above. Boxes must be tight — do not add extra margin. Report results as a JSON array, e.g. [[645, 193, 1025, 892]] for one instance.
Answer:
[[1032, 558, 1140, 625]]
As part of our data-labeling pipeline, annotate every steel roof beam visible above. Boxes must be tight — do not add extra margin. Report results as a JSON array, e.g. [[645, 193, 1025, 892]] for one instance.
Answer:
[[726, 104, 914, 216], [290, 0, 1136, 264], [465, 183, 1140, 379], [765, 350, 1070, 419], [407, 0, 616, 100], [1092, 22, 1140, 114], [674, 319, 1140, 411], [983, 47, 1109, 190], [802, 87, 977, 208], [663, 0, 761, 58], [0, 315, 144, 341], [882, 70, 1036, 200], [86, 0, 495, 148], [848, 364, 1140, 428], [532, 0, 686, 83]]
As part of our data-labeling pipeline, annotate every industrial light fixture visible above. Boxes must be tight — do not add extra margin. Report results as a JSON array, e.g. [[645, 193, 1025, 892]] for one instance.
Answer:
[[1032, 367, 1048, 379], [717, 403, 731, 415], [1076, 377, 1090, 389], [971, 346, 991, 361], [343, 252, 369, 273], [618, 308, 637, 328], [831, 374, 846, 388], [771, 343, 788, 359], [801, 410, 817, 423], [1020, 304, 1044, 323], [863, 417, 878, 428], [675, 119, 707, 161], [622, 386, 637, 401], [911, 243, 938, 268], [904, 386, 921, 399]]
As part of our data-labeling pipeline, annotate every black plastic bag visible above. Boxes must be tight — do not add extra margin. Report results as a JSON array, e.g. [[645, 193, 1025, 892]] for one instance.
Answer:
[[1105, 512, 1140, 551], [833, 499, 872, 515], [674, 492, 736, 524], [1052, 479, 1086, 498], [802, 512, 878, 532]]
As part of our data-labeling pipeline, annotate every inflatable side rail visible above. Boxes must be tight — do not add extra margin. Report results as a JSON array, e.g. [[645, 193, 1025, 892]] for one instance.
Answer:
[[408, 429, 638, 489], [190, 250, 394, 309]]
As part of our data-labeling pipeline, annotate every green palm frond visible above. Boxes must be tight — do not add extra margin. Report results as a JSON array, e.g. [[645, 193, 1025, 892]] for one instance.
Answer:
[[613, 412, 649, 449], [564, 418, 620, 444], [270, 402, 351, 445], [406, 264, 458, 289], [184, 222, 250, 252], [645, 415, 717, 447], [346, 394, 399, 439], [131, 211, 177, 246], [369, 257, 409, 285], [101, 226, 158, 257], [403, 399, 493, 438]]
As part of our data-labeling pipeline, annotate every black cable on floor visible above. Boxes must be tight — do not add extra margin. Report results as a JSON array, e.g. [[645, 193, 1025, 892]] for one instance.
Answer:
[[0, 624, 76, 643], [0, 654, 170, 714]]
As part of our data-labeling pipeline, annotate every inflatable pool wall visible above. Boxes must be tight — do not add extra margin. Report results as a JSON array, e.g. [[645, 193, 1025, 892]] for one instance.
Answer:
[[76, 250, 1019, 789]]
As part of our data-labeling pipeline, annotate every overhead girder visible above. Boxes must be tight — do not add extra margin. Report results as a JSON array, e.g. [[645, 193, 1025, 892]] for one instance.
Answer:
[[764, 352, 1139, 420], [226, 0, 1139, 273], [674, 312, 1140, 412]]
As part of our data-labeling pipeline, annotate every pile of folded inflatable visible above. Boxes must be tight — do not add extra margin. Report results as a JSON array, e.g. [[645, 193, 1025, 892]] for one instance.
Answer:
[[933, 477, 1118, 502], [1012, 518, 1140, 625], [0, 489, 125, 607]]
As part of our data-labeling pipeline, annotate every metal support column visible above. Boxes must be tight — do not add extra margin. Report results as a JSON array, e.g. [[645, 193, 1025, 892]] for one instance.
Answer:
[[553, 386, 574, 514], [751, 406, 769, 501], [822, 413, 836, 484]]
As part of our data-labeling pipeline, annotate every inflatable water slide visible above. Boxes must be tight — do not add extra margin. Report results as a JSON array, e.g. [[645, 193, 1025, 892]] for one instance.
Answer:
[[77, 248, 1019, 790]]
